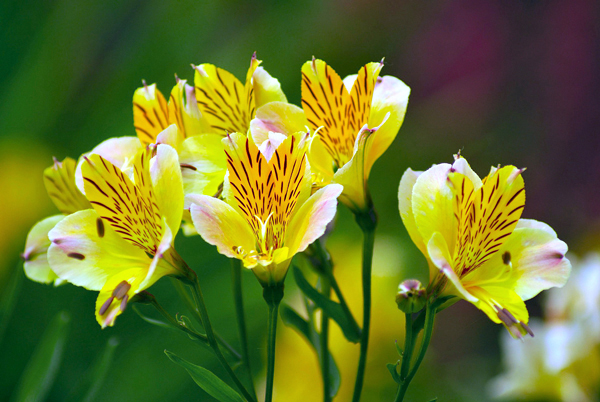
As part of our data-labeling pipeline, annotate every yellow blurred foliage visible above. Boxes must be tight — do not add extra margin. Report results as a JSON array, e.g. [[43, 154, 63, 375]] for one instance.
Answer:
[[0, 138, 53, 287]]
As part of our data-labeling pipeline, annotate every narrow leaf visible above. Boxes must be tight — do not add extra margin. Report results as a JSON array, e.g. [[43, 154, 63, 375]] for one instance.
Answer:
[[132, 305, 173, 330], [293, 266, 360, 343], [11, 311, 70, 402], [0, 264, 24, 344], [164, 350, 244, 402]]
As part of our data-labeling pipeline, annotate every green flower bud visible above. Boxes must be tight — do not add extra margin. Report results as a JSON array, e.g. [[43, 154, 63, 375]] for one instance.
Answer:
[[396, 279, 427, 313]]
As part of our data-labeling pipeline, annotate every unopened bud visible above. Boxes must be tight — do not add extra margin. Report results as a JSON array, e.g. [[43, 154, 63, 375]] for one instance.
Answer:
[[396, 279, 427, 313]]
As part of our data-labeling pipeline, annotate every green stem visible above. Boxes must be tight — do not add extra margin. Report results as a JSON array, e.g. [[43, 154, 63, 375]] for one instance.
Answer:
[[265, 301, 280, 402], [188, 274, 255, 402], [172, 279, 241, 361], [320, 277, 332, 402], [394, 302, 437, 402], [399, 313, 414, 381], [231, 259, 257, 399], [351, 208, 377, 402], [147, 295, 210, 346]]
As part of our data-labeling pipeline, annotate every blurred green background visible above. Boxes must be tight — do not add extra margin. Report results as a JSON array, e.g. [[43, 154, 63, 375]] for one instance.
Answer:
[[1, 0, 599, 401]]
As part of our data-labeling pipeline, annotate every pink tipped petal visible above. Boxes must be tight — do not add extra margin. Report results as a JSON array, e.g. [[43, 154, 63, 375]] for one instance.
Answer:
[[189, 195, 255, 259], [250, 102, 308, 144], [451, 156, 483, 190], [285, 184, 343, 255], [258, 132, 287, 162], [23, 215, 65, 284]]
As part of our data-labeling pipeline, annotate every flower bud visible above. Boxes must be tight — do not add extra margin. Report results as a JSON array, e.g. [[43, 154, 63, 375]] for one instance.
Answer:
[[396, 279, 427, 313]]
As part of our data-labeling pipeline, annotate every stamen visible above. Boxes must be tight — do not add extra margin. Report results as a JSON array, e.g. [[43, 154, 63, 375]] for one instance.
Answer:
[[112, 281, 131, 299], [502, 308, 518, 324], [520, 321, 534, 337], [502, 251, 511, 265], [99, 296, 114, 315], [120, 294, 129, 312]]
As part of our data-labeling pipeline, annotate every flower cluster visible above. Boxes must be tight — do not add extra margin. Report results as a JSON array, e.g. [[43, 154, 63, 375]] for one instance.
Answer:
[[21, 52, 574, 401]]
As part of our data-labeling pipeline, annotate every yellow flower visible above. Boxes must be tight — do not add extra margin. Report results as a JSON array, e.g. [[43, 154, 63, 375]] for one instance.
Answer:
[[300, 58, 410, 212], [48, 144, 186, 327], [23, 157, 91, 285], [398, 154, 571, 337], [188, 132, 342, 287]]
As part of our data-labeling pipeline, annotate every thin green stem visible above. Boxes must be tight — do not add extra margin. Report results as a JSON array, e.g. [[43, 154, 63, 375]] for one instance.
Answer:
[[320, 277, 332, 402], [148, 296, 210, 345], [231, 259, 257, 399], [399, 313, 414, 381], [265, 301, 280, 402], [394, 302, 437, 402], [351, 216, 376, 402], [172, 278, 241, 361], [189, 274, 255, 402]]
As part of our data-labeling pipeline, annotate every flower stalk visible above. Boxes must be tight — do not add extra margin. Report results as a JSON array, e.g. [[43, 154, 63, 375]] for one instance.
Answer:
[[263, 283, 284, 402], [351, 205, 378, 402], [231, 259, 257, 399]]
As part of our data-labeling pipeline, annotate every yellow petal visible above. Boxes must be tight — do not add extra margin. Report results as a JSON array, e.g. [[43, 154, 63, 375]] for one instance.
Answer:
[[250, 101, 308, 144], [180, 134, 227, 202], [398, 169, 427, 257], [48, 209, 149, 291], [133, 83, 170, 145], [193, 57, 258, 134], [23, 214, 65, 285], [365, 76, 410, 177], [188, 194, 255, 260], [150, 144, 184, 238], [412, 163, 457, 255], [252, 66, 287, 107], [75, 136, 142, 194], [285, 183, 343, 255], [82, 150, 165, 255], [307, 134, 335, 186], [167, 78, 211, 138], [44, 157, 91, 214]]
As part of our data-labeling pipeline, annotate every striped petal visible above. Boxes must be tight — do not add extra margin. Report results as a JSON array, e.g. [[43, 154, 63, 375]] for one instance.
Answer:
[[82, 149, 165, 255], [44, 157, 91, 214], [48, 209, 149, 291], [193, 55, 259, 135], [75, 136, 142, 194], [23, 215, 65, 285], [133, 83, 170, 145]]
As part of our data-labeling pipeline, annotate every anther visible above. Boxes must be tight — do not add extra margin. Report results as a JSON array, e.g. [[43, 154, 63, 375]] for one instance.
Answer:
[[120, 294, 129, 312], [99, 297, 114, 315], [502, 308, 518, 324], [502, 251, 511, 265], [112, 281, 131, 300], [520, 321, 534, 337]]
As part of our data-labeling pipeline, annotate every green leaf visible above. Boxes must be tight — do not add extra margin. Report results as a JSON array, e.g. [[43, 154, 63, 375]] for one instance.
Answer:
[[395, 340, 403, 356], [427, 398, 438, 402], [164, 350, 244, 402], [293, 266, 361, 343], [65, 337, 119, 402], [11, 311, 70, 402], [280, 304, 341, 397], [386, 362, 401, 384], [0, 263, 24, 344]]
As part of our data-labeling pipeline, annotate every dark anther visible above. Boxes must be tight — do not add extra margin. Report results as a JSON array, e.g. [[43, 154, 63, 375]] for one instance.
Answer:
[[520, 321, 534, 337], [99, 296, 114, 315], [112, 281, 131, 300], [67, 252, 85, 260], [96, 217, 105, 238], [502, 251, 511, 265], [120, 294, 129, 312]]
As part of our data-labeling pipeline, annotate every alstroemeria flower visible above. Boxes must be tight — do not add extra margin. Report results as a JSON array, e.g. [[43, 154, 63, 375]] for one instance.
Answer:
[[301, 58, 410, 212], [398, 155, 571, 337], [189, 131, 342, 287], [48, 144, 186, 327], [23, 157, 92, 285]]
